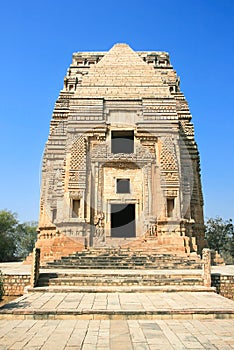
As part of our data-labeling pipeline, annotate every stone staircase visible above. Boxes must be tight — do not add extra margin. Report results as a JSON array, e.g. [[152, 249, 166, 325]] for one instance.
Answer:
[[4, 249, 233, 322], [43, 248, 203, 270], [29, 247, 212, 294], [33, 269, 212, 294]]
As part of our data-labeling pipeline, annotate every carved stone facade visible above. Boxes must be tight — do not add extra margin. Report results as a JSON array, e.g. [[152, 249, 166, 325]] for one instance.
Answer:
[[36, 43, 206, 261]]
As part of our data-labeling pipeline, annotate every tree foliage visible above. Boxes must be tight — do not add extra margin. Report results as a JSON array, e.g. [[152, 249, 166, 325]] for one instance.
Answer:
[[0, 210, 18, 262], [0, 210, 37, 262], [15, 221, 38, 259], [205, 217, 234, 264]]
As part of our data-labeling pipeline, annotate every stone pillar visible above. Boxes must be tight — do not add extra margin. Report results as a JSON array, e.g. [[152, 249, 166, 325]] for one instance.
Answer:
[[202, 248, 211, 287], [30, 248, 40, 288]]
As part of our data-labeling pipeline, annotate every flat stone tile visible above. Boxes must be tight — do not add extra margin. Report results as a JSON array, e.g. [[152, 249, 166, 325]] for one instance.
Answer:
[[132, 344, 150, 350], [0, 319, 234, 349]]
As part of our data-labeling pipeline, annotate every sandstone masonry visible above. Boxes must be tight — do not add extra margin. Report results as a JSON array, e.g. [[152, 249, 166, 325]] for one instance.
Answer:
[[36, 43, 206, 262]]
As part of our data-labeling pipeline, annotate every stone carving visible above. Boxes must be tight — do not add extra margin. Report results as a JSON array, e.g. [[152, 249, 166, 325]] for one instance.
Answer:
[[94, 212, 105, 240], [165, 190, 178, 197], [160, 136, 178, 171], [164, 172, 179, 182], [148, 222, 158, 236], [68, 136, 87, 189], [70, 136, 86, 170], [55, 99, 69, 108], [69, 191, 83, 198]]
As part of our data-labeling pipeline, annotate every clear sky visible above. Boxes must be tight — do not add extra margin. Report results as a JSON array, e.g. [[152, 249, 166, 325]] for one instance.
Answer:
[[0, 0, 233, 223]]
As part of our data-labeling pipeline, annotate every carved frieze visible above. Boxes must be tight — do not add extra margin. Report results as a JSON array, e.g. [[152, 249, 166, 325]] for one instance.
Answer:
[[144, 105, 176, 113], [69, 191, 83, 198], [55, 99, 69, 109], [163, 171, 179, 182], [164, 190, 178, 197]]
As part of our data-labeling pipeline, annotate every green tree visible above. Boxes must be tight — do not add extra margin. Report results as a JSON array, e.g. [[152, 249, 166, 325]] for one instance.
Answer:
[[205, 217, 234, 264], [0, 209, 38, 261], [0, 210, 18, 262], [15, 221, 38, 259]]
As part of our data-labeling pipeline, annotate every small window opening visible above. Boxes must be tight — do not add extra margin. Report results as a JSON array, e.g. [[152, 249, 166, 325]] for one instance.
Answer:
[[167, 198, 174, 218], [111, 130, 134, 154], [52, 209, 57, 222], [116, 179, 130, 193], [72, 199, 80, 218], [69, 85, 73, 91]]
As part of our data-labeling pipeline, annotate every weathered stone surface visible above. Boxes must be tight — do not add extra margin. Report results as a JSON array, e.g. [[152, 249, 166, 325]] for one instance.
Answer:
[[212, 274, 234, 300], [36, 43, 205, 262], [3, 274, 30, 296]]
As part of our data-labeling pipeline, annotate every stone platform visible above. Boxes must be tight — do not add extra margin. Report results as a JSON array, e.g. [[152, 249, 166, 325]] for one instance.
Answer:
[[0, 263, 234, 348], [0, 290, 234, 321]]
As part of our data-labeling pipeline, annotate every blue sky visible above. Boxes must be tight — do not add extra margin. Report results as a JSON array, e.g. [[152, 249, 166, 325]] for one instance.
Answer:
[[0, 0, 233, 223]]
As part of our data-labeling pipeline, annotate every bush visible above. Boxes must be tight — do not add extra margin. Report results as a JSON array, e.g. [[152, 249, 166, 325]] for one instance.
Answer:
[[0, 270, 4, 300]]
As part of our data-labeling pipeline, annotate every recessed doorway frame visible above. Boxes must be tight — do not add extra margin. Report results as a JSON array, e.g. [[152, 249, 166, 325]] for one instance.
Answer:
[[105, 199, 140, 238], [111, 203, 136, 238]]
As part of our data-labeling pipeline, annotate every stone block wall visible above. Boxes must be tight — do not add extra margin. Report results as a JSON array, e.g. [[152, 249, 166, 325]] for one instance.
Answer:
[[212, 274, 234, 300], [3, 274, 31, 296]]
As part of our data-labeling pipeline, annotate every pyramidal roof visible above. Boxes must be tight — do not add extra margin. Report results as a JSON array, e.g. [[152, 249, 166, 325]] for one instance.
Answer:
[[97, 43, 151, 67], [76, 43, 169, 99], [81, 43, 162, 85]]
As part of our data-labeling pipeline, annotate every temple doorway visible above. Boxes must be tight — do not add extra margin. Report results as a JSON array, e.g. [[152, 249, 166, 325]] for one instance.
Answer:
[[111, 204, 136, 237]]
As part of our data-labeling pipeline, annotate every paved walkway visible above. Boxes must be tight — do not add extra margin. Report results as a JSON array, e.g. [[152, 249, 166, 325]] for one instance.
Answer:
[[0, 319, 234, 349]]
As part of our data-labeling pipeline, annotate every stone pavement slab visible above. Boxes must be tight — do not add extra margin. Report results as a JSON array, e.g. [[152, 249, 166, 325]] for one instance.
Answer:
[[0, 291, 234, 320], [0, 319, 234, 349], [0, 262, 31, 275]]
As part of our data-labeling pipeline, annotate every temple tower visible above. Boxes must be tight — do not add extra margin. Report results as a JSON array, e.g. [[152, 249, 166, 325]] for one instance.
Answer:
[[36, 43, 206, 262]]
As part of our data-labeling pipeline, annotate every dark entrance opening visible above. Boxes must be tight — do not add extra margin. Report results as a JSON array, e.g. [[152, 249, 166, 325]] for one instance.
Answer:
[[116, 179, 130, 193], [111, 204, 135, 237], [111, 130, 134, 154]]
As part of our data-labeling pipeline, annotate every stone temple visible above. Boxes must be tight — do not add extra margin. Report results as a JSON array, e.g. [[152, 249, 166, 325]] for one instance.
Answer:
[[36, 43, 206, 262]]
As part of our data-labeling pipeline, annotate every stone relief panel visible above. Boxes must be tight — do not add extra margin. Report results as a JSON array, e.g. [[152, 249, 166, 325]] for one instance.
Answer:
[[68, 135, 87, 190], [160, 136, 178, 172], [70, 136, 86, 169]]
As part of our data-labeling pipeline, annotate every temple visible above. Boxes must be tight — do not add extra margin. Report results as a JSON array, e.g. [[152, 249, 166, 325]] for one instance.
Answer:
[[35, 43, 206, 262]]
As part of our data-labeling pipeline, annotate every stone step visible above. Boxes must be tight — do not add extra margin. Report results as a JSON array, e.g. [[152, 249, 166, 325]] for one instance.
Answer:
[[44, 272, 203, 279], [28, 285, 215, 293], [44, 263, 202, 270], [47, 256, 202, 262], [44, 248, 203, 270], [65, 253, 199, 260], [37, 270, 205, 289], [48, 277, 203, 287]]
